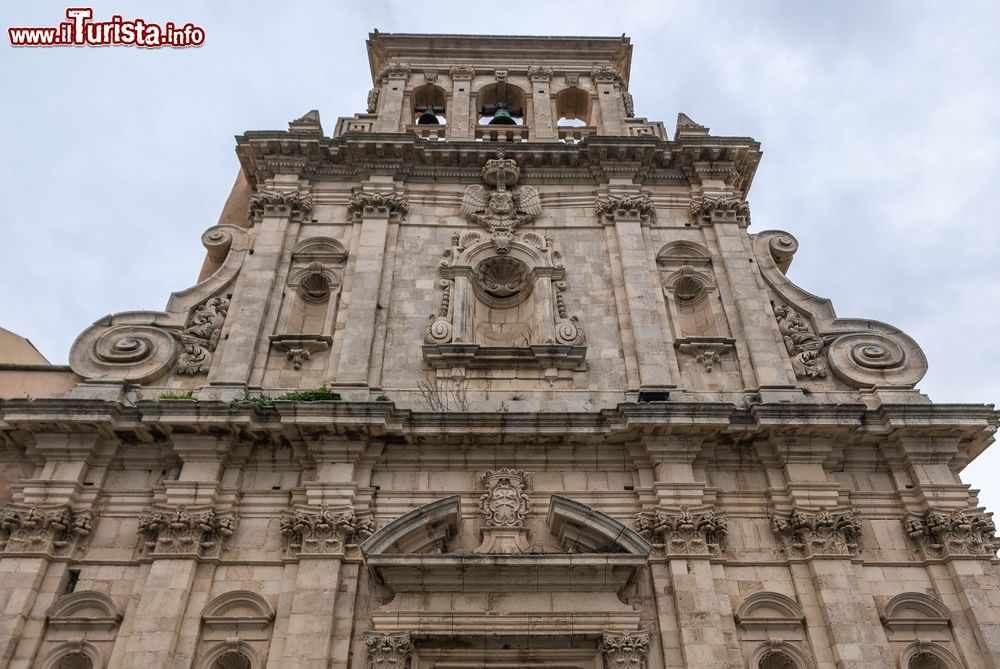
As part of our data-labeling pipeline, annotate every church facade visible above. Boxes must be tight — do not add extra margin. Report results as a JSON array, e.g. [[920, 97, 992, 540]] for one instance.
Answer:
[[1, 33, 998, 669]]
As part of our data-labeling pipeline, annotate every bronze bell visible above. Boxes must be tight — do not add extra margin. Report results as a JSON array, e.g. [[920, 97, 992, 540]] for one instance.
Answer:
[[417, 107, 440, 125], [488, 108, 517, 125]]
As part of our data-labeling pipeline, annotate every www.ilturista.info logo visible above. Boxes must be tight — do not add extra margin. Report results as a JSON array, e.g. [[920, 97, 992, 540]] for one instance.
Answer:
[[8, 8, 205, 48]]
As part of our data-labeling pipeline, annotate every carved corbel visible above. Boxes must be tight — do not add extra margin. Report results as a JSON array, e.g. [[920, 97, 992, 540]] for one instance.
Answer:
[[278, 505, 376, 557], [769, 506, 863, 558]]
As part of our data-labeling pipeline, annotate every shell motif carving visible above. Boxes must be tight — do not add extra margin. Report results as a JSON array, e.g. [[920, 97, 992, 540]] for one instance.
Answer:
[[476, 256, 530, 299]]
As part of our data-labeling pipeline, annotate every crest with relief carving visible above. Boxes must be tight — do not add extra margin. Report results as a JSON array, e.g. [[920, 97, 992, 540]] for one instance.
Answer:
[[460, 149, 542, 253], [480, 468, 531, 528]]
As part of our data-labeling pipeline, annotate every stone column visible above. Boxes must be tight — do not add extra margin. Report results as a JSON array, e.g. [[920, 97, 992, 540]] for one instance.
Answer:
[[591, 67, 625, 135], [0, 433, 105, 669], [332, 188, 407, 389], [375, 63, 410, 133], [694, 196, 795, 389], [766, 437, 893, 668], [597, 190, 676, 390], [528, 66, 555, 140], [447, 66, 474, 140], [114, 435, 234, 668], [887, 435, 1000, 665], [209, 187, 311, 392]]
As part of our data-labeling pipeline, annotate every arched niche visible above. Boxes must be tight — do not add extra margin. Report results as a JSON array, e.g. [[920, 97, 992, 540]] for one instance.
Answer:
[[476, 82, 528, 125], [196, 591, 274, 669], [41, 642, 102, 669], [656, 241, 730, 340], [411, 83, 448, 124], [556, 87, 592, 126], [734, 592, 806, 642], [881, 592, 952, 642], [748, 641, 812, 669], [898, 642, 962, 669]]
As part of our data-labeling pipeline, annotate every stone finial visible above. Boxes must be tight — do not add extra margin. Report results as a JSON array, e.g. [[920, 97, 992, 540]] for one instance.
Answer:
[[0, 504, 92, 556], [278, 506, 376, 557], [601, 631, 650, 669], [137, 505, 235, 559], [770, 507, 863, 557], [675, 112, 709, 137], [635, 505, 728, 556], [248, 190, 314, 223], [906, 509, 1000, 559], [364, 633, 413, 669]]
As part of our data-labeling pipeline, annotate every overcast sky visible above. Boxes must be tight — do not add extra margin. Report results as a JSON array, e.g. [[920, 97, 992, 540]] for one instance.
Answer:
[[2, 1, 999, 506]]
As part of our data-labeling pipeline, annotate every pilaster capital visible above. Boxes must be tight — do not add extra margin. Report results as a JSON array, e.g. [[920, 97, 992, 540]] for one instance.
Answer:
[[248, 189, 313, 223], [449, 65, 474, 80], [770, 506, 863, 558], [347, 190, 408, 220], [689, 195, 750, 227], [377, 62, 411, 82], [635, 505, 728, 557], [590, 66, 625, 87], [279, 505, 376, 558], [0, 504, 93, 557], [595, 192, 655, 223], [527, 65, 553, 82], [136, 504, 235, 560], [905, 508, 1000, 560], [365, 632, 413, 669], [600, 631, 649, 669]]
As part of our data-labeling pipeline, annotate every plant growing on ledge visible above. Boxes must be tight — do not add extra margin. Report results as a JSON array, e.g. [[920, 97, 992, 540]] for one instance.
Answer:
[[231, 388, 343, 407], [374, 395, 390, 402], [158, 391, 196, 401]]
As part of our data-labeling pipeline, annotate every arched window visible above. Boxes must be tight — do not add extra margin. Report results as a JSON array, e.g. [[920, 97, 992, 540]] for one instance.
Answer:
[[556, 87, 591, 127], [411, 84, 447, 125], [212, 651, 252, 669], [477, 82, 527, 125], [758, 650, 798, 669], [53, 655, 93, 669], [909, 653, 947, 669]]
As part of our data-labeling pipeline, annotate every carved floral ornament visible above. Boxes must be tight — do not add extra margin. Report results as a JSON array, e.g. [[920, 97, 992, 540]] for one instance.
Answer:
[[248, 190, 313, 223], [175, 295, 230, 375], [0, 504, 92, 556], [279, 506, 376, 556], [601, 631, 650, 669], [364, 632, 412, 669], [905, 508, 1000, 559], [635, 505, 728, 556], [770, 507, 863, 558], [137, 505, 235, 559]]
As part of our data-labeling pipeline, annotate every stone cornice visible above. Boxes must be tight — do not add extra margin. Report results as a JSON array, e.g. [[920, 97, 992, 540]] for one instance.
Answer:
[[234, 131, 761, 197]]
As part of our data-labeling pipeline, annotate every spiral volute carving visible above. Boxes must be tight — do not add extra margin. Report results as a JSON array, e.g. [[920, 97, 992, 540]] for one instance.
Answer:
[[827, 332, 925, 388], [554, 317, 587, 346], [71, 324, 178, 384], [423, 317, 453, 345]]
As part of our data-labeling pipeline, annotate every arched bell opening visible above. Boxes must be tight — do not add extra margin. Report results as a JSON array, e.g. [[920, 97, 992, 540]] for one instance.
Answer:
[[556, 87, 591, 127], [477, 82, 527, 125], [412, 83, 447, 125]]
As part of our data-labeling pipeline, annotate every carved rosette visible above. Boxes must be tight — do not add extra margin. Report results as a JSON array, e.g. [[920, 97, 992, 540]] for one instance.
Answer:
[[905, 509, 1000, 559], [590, 66, 625, 87], [770, 507, 863, 558], [377, 62, 411, 82], [248, 190, 313, 223], [348, 191, 409, 220], [527, 65, 553, 82], [635, 506, 728, 556], [600, 631, 650, 669], [554, 282, 587, 346], [449, 65, 474, 80], [689, 196, 751, 227], [137, 505, 235, 559], [0, 505, 92, 556], [278, 506, 376, 557], [595, 193, 656, 222], [364, 632, 413, 669], [367, 88, 379, 113], [480, 468, 531, 528], [175, 295, 230, 375], [773, 304, 828, 379]]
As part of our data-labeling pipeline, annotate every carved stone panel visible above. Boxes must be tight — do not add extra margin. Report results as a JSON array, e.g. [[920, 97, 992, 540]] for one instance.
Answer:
[[175, 295, 230, 376]]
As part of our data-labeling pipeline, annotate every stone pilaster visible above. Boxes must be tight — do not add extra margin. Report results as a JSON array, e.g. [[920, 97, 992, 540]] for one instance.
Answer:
[[0, 433, 106, 669], [596, 190, 675, 390], [528, 66, 555, 140], [375, 63, 410, 133], [447, 65, 474, 140], [591, 67, 625, 135], [693, 195, 795, 389], [209, 186, 311, 392], [332, 188, 407, 389]]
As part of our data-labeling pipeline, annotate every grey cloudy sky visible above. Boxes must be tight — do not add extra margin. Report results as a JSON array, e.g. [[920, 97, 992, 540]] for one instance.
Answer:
[[2, 1, 999, 504]]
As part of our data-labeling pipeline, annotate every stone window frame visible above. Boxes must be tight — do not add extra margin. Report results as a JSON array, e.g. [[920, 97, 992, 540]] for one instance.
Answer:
[[897, 641, 962, 669], [41, 641, 102, 669]]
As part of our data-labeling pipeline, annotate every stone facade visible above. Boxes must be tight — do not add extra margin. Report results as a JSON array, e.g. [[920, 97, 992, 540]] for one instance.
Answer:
[[0, 32, 997, 669]]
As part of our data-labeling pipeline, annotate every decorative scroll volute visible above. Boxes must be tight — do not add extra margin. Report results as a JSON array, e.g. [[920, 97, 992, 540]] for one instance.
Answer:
[[770, 507, 863, 557]]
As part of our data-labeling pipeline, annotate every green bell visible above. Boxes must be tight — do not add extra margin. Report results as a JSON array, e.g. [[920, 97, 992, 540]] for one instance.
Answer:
[[417, 107, 440, 125], [488, 108, 517, 125]]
